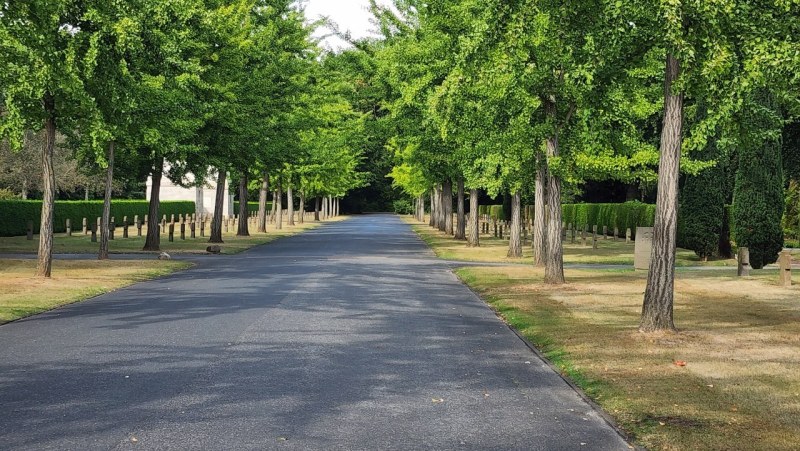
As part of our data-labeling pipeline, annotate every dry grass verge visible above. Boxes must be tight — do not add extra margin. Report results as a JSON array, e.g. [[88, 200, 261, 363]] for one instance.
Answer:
[[0, 259, 191, 324], [457, 265, 800, 450]]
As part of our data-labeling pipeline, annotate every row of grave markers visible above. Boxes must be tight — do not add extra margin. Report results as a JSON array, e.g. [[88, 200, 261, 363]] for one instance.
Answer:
[[446, 214, 794, 286], [24, 209, 317, 243]]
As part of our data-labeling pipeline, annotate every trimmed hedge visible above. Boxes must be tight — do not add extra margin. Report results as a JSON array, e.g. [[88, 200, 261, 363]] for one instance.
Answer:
[[478, 205, 506, 220], [562, 202, 656, 238], [480, 202, 656, 238], [233, 201, 268, 215], [0, 200, 195, 237]]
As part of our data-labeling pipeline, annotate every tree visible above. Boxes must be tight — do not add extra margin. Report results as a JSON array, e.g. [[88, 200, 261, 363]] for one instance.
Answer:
[[0, 0, 101, 277], [732, 92, 785, 269]]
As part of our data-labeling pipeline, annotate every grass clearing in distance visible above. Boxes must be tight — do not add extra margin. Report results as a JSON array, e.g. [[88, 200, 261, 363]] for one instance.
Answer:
[[0, 259, 191, 324]]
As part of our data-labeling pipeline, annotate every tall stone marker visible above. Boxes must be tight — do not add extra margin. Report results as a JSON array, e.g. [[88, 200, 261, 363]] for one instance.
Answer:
[[737, 247, 751, 277], [634, 227, 654, 270], [779, 251, 793, 287]]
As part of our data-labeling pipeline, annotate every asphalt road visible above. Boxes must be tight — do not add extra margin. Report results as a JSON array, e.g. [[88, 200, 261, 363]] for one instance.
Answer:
[[0, 214, 630, 450]]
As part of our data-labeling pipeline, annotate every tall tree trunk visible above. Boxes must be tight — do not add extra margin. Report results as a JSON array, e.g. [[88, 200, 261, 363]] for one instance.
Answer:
[[257, 172, 269, 233], [321, 196, 327, 219], [270, 189, 277, 221], [443, 182, 454, 234], [143, 156, 164, 251], [429, 190, 436, 227], [287, 184, 295, 226], [467, 188, 480, 247], [508, 191, 522, 257], [533, 152, 547, 266], [544, 103, 565, 284], [641, 54, 683, 332], [237, 172, 249, 237], [455, 179, 466, 240], [315, 196, 320, 221], [98, 141, 115, 260], [299, 191, 305, 224], [209, 169, 227, 243], [21, 179, 28, 200], [36, 95, 56, 277], [275, 183, 283, 230], [436, 185, 445, 231]]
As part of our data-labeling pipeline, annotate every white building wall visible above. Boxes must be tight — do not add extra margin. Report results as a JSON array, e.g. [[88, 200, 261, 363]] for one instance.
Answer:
[[146, 166, 234, 218]]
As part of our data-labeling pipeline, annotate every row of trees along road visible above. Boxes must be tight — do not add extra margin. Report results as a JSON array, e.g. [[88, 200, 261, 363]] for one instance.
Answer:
[[0, 1, 367, 276], [379, 0, 799, 331]]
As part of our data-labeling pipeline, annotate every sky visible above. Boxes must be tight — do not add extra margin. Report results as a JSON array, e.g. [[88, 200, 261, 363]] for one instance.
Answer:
[[302, 0, 388, 51]]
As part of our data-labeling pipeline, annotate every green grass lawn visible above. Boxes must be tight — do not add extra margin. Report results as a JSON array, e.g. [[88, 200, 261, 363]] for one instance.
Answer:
[[0, 220, 328, 255], [0, 259, 191, 324]]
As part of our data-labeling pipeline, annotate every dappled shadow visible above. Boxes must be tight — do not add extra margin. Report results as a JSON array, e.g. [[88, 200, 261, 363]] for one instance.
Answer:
[[0, 214, 629, 450]]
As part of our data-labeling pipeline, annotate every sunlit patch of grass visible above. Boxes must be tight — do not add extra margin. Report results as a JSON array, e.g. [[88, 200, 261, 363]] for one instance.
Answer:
[[0, 259, 191, 324]]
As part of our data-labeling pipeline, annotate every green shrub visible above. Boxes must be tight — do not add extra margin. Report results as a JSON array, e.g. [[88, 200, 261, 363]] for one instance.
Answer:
[[0, 189, 18, 200], [393, 199, 414, 215], [732, 92, 785, 269], [233, 202, 266, 215], [0, 200, 195, 237]]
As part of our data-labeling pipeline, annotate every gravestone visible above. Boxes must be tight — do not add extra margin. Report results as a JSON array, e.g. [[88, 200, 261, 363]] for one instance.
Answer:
[[581, 225, 588, 246], [136, 218, 143, 237], [570, 225, 576, 244], [737, 247, 751, 277], [66, 218, 72, 237], [603, 225, 608, 240], [180, 223, 186, 240], [634, 227, 654, 270], [190, 222, 196, 238], [90, 222, 97, 243], [82, 217, 88, 235], [123, 220, 129, 239], [625, 228, 631, 243], [26, 221, 33, 240], [200, 220, 205, 237], [168, 223, 175, 242], [592, 226, 598, 249], [778, 251, 792, 287], [613, 227, 618, 242]]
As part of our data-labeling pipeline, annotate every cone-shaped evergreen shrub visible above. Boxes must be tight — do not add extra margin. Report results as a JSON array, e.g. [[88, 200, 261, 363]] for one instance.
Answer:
[[733, 92, 785, 269]]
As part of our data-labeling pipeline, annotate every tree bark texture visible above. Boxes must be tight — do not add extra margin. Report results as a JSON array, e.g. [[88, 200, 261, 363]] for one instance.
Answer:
[[99, 141, 115, 260], [36, 95, 56, 277], [455, 179, 466, 240], [429, 190, 436, 227], [641, 54, 682, 332], [275, 184, 283, 229], [508, 191, 522, 258], [435, 185, 444, 231], [257, 173, 269, 233], [270, 190, 277, 220], [417, 194, 425, 222], [468, 189, 480, 247], [287, 184, 295, 226], [315, 196, 320, 221], [209, 169, 227, 243], [533, 152, 547, 267], [299, 192, 305, 224], [544, 106, 565, 284], [237, 173, 249, 236], [143, 157, 164, 251], [443, 181, 454, 235]]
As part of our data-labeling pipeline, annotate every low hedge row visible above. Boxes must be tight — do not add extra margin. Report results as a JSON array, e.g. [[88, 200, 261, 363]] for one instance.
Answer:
[[478, 202, 657, 238], [0, 200, 195, 237]]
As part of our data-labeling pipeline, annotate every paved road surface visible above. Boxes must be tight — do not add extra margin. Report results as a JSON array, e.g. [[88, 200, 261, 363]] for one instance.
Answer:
[[0, 215, 630, 450]]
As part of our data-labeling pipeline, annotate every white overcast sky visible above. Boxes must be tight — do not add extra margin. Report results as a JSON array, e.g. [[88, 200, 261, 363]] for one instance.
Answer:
[[302, 0, 389, 51]]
